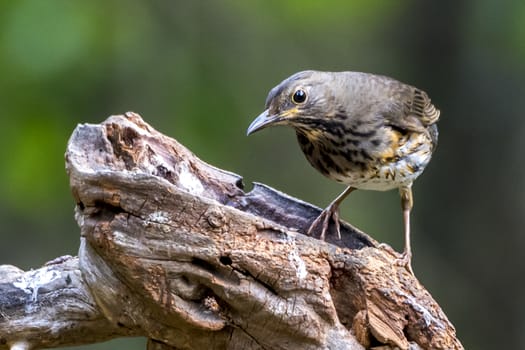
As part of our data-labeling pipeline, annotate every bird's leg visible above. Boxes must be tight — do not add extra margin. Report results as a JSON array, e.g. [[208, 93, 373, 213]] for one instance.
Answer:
[[307, 186, 355, 240], [398, 184, 414, 274]]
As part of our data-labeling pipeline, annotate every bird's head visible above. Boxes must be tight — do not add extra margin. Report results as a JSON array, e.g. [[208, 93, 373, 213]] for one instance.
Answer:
[[247, 70, 338, 136]]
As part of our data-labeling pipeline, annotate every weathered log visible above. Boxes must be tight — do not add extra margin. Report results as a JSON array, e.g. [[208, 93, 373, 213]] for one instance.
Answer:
[[0, 256, 132, 349], [0, 112, 463, 350]]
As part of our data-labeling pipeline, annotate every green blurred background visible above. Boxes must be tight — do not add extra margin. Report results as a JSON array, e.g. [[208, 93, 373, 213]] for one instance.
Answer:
[[1, 0, 524, 349]]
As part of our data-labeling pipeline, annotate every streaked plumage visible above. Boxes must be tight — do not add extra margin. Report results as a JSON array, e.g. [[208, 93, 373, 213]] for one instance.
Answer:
[[247, 70, 439, 273]]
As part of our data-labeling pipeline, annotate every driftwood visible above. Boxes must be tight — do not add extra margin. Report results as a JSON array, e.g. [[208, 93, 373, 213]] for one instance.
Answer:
[[0, 112, 462, 350]]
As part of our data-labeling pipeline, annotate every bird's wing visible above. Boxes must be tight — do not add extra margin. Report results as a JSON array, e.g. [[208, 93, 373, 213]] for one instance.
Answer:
[[383, 88, 440, 133]]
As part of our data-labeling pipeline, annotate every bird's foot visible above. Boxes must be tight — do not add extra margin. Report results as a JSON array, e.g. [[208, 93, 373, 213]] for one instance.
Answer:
[[395, 251, 414, 275], [306, 204, 341, 240], [378, 244, 414, 275]]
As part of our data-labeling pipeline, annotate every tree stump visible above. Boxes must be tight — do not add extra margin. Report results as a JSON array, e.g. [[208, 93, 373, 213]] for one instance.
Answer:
[[0, 112, 463, 350]]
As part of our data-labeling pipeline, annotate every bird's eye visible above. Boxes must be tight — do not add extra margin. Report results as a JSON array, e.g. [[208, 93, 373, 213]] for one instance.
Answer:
[[292, 89, 307, 104]]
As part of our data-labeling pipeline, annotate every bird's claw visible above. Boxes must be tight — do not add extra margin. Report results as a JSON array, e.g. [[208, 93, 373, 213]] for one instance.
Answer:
[[378, 244, 414, 275], [395, 251, 414, 275], [306, 204, 341, 240]]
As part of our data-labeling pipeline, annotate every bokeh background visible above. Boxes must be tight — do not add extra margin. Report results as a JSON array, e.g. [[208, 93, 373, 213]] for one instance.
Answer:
[[1, 1, 524, 349]]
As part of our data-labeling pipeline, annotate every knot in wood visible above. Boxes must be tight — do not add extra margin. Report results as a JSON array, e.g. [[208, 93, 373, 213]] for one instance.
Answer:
[[205, 206, 225, 228]]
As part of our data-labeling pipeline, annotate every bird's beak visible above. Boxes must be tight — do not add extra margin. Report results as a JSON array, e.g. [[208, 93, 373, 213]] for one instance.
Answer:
[[246, 110, 283, 135]]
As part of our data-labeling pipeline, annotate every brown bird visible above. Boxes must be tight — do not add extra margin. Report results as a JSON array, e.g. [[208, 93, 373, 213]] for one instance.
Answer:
[[246, 70, 439, 273]]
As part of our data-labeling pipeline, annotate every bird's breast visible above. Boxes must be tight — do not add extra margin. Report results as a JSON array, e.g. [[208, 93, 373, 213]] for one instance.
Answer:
[[296, 128, 435, 191]]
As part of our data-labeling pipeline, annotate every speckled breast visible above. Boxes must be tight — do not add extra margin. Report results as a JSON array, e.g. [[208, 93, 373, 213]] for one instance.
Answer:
[[297, 126, 437, 191]]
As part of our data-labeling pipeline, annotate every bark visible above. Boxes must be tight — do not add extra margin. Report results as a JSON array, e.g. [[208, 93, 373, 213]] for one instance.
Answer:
[[0, 112, 463, 350]]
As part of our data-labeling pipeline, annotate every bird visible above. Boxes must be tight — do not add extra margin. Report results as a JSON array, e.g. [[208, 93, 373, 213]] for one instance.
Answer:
[[246, 70, 439, 273]]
